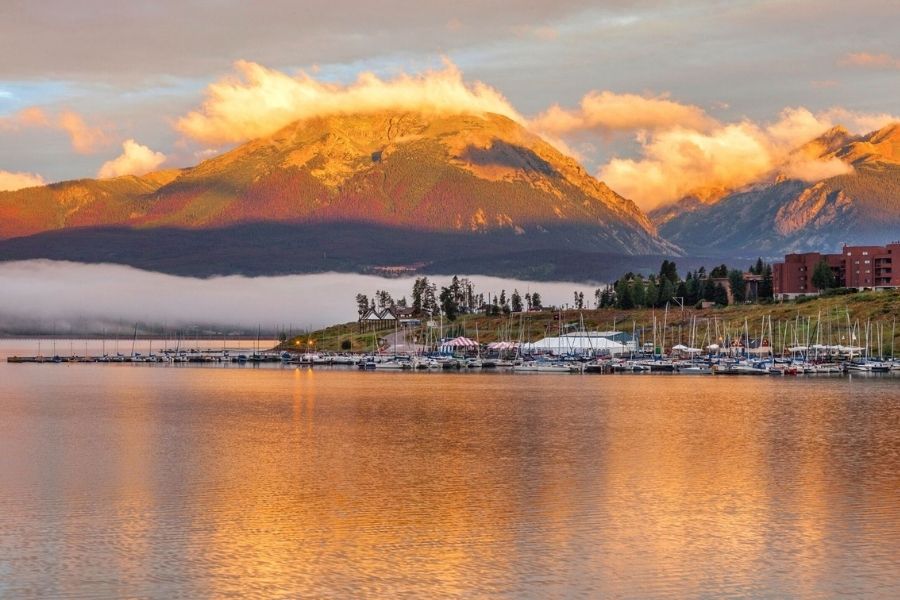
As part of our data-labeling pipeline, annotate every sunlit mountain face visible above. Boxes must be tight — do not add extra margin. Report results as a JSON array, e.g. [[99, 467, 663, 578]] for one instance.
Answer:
[[0, 111, 679, 279], [653, 123, 900, 256]]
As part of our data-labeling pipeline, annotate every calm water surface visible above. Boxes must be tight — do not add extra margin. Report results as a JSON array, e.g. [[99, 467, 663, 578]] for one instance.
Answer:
[[0, 340, 898, 598]]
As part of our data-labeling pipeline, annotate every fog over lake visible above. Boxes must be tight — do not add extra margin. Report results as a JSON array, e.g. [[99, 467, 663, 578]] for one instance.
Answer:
[[0, 260, 602, 333]]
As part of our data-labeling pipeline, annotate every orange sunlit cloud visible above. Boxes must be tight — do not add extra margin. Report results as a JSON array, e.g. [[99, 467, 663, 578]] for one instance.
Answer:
[[531, 91, 716, 137], [597, 106, 898, 209], [97, 139, 167, 178], [0, 170, 46, 192], [1, 106, 110, 154], [176, 59, 523, 145], [839, 52, 900, 69]]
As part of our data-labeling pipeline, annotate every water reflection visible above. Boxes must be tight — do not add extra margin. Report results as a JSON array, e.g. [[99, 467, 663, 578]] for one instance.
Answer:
[[0, 357, 898, 598]]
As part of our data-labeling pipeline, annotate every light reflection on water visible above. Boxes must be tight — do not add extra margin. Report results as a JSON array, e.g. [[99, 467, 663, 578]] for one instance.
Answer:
[[0, 342, 898, 598]]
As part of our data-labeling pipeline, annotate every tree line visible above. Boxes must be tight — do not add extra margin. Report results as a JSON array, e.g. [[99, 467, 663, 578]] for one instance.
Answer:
[[594, 258, 775, 309], [356, 275, 544, 322]]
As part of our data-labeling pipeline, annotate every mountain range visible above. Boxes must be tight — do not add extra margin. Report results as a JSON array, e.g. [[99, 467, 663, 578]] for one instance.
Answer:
[[0, 112, 680, 279], [1, 113, 898, 279], [652, 123, 900, 255]]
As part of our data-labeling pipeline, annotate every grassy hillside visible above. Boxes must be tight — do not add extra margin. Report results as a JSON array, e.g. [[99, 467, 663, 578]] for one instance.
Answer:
[[280, 289, 900, 355]]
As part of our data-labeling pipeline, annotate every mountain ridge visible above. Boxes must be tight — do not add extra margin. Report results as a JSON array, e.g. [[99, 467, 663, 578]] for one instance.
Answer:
[[0, 111, 679, 277], [652, 122, 900, 255]]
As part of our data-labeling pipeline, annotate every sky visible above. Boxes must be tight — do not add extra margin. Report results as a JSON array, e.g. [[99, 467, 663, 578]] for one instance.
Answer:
[[1, 0, 898, 209]]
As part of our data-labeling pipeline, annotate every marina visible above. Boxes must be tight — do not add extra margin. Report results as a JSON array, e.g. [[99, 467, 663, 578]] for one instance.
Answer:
[[7, 344, 900, 376]]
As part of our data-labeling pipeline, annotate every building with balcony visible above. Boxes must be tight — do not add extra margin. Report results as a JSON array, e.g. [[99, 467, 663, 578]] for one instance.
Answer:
[[773, 242, 900, 299]]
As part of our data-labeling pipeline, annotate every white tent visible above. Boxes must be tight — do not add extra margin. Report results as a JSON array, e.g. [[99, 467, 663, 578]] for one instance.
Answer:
[[522, 335, 628, 356]]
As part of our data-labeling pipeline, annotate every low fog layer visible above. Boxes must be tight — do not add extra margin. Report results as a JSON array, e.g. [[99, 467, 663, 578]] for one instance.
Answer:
[[0, 260, 600, 334]]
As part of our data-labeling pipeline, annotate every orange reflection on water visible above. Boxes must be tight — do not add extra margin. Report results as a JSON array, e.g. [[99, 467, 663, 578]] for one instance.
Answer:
[[1, 364, 898, 597]]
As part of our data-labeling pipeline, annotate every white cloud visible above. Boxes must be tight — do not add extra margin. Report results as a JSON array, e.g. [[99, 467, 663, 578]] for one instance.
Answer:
[[176, 59, 523, 144], [0, 170, 46, 191], [97, 139, 166, 178]]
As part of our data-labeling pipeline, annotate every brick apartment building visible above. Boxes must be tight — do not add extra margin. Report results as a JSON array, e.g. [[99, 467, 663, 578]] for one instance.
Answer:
[[773, 242, 900, 299]]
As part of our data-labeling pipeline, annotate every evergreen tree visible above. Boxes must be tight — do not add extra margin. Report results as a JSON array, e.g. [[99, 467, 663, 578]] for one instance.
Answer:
[[531, 292, 543, 310], [659, 278, 675, 306], [676, 281, 688, 304], [422, 283, 438, 315], [712, 283, 729, 306], [615, 280, 634, 309], [632, 280, 646, 307], [710, 264, 729, 278], [728, 269, 746, 303], [511, 289, 523, 313], [574, 291, 585, 309], [524, 293, 532, 311], [753, 257, 765, 276], [659, 260, 679, 284], [439, 287, 459, 321], [356, 293, 370, 316], [760, 264, 774, 300], [411, 277, 428, 315], [645, 279, 659, 308]]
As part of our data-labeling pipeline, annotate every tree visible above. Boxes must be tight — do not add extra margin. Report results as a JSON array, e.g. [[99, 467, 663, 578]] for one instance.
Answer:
[[659, 260, 679, 284], [811, 259, 836, 291], [631, 279, 646, 307], [574, 291, 584, 309], [411, 277, 429, 314], [712, 283, 729, 306], [422, 282, 438, 315], [511, 289, 523, 313], [439, 286, 459, 321], [615, 279, 634, 309], [376, 290, 394, 310], [356, 293, 370, 316], [645, 279, 659, 308], [659, 278, 675, 306], [340, 339, 352, 351], [760, 264, 774, 300], [531, 292, 543, 310], [728, 269, 746, 303], [752, 257, 765, 276], [710, 264, 729, 278], [524, 292, 532, 311]]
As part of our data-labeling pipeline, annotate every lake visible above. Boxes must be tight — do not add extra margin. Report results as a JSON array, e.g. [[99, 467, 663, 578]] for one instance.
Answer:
[[1, 340, 898, 598]]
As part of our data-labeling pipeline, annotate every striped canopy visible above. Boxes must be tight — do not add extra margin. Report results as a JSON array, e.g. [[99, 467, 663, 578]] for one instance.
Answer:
[[444, 336, 478, 347], [487, 341, 518, 350]]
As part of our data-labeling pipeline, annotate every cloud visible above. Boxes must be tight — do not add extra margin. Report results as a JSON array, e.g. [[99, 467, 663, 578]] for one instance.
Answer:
[[531, 91, 715, 137], [97, 139, 166, 178], [0, 170, 46, 191], [176, 59, 523, 145], [0, 260, 600, 332], [1, 106, 110, 153], [596, 105, 900, 210], [58, 110, 111, 154], [781, 156, 852, 182], [839, 52, 900, 69], [0, 107, 52, 130]]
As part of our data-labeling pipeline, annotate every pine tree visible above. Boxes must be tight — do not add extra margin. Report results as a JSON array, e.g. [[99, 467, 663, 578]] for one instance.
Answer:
[[356, 293, 369, 316], [728, 269, 746, 303], [511, 289, 523, 313]]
